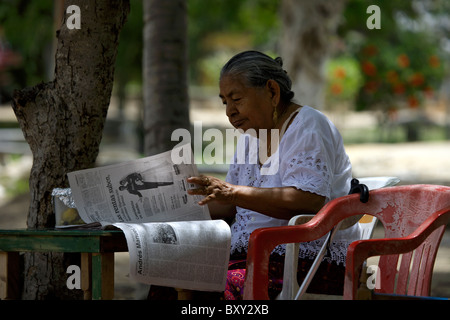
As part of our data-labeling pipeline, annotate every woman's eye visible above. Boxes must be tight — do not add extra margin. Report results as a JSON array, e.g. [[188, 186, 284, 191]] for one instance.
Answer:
[[221, 98, 241, 106]]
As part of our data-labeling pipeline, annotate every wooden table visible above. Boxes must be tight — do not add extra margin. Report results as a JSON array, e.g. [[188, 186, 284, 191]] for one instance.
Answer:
[[0, 228, 127, 300]]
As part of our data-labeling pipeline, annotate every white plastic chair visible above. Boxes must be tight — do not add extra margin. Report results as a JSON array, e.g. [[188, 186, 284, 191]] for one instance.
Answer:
[[277, 176, 400, 300]]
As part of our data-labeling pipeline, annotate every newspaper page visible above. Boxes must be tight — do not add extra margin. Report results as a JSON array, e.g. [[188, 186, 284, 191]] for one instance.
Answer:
[[67, 148, 210, 224], [113, 220, 231, 292], [68, 147, 232, 292]]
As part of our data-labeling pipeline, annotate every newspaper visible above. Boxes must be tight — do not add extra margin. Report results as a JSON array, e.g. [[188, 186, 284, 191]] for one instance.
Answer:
[[67, 148, 231, 292]]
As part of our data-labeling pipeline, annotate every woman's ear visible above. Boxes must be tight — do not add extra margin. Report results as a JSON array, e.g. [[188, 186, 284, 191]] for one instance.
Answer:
[[266, 79, 281, 106]]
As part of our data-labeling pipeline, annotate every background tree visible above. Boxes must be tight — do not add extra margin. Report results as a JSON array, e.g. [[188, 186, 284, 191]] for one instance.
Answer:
[[0, 1, 54, 103], [143, 0, 190, 156], [11, 0, 129, 299], [187, 0, 279, 85], [113, 0, 143, 150], [280, 0, 347, 109]]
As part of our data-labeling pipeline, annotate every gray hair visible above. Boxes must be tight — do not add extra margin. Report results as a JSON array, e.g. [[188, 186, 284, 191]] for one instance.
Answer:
[[220, 50, 295, 103]]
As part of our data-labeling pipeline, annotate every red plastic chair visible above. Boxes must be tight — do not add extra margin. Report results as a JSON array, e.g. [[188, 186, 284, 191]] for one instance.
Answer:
[[346, 196, 450, 299], [243, 185, 450, 300], [278, 176, 399, 300]]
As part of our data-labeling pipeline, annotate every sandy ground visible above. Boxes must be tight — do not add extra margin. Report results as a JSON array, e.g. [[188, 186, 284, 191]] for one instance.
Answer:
[[1, 102, 449, 299]]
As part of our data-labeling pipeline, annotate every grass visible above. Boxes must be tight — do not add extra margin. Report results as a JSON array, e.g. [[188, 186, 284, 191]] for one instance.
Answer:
[[342, 124, 448, 145]]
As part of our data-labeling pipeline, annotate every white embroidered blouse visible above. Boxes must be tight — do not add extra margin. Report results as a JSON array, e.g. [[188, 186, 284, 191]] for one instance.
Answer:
[[225, 106, 361, 265]]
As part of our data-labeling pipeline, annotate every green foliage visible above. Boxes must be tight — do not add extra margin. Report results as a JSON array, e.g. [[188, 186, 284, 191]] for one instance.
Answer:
[[335, 0, 447, 112], [1, 0, 447, 117], [187, 0, 280, 85], [0, 0, 281, 90], [0, 0, 144, 98], [325, 56, 363, 103], [354, 30, 444, 112], [115, 0, 143, 91], [188, 0, 279, 45], [0, 0, 53, 87]]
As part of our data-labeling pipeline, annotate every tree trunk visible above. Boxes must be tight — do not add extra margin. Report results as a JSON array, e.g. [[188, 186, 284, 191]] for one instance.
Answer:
[[280, 0, 347, 109], [143, 0, 190, 156], [11, 0, 129, 299]]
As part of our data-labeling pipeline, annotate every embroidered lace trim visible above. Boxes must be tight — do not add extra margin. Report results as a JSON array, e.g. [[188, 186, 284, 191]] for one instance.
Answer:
[[283, 152, 331, 200]]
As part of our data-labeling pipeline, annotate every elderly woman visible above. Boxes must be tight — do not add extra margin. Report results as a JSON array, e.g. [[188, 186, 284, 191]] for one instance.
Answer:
[[187, 50, 359, 300]]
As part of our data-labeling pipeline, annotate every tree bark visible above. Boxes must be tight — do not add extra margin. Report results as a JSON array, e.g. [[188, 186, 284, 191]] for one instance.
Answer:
[[11, 0, 129, 299], [280, 0, 347, 109], [143, 0, 190, 156]]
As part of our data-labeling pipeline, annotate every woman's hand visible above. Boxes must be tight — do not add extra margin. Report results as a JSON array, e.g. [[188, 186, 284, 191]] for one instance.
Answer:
[[187, 175, 236, 206], [187, 175, 325, 220]]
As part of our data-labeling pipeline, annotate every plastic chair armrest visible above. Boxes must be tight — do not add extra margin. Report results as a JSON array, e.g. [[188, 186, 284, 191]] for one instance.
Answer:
[[244, 222, 333, 299], [344, 207, 450, 299]]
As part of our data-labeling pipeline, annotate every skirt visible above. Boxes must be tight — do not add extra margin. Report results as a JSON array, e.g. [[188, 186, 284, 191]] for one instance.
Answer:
[[224, 253, 345, 300]]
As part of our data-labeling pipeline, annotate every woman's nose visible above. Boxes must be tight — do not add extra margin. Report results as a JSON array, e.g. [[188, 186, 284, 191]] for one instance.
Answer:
[[225, 102, 237, 118]]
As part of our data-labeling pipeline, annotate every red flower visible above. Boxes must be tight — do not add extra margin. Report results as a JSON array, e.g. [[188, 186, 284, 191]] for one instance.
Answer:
[[407, 95, 419, 108], [386, 70, 399, 84], [393, 83, 405, 95], [364, 81, 378, 93], [363, 45, 378, 57], [409, 73, 425, 87], [331, 83, 343, 95], [334, 67, 346, 79], [362, 61, 377, 76], [429, 55, 440, 68], [397, 54, 410, 68]]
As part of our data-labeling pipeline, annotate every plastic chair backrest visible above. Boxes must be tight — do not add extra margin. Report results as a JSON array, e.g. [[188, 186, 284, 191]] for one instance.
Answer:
[[277, 176, 399, 300], [344, 185, 450, 299], [357, 177, 400, 240], [348, 186, 450, 296]]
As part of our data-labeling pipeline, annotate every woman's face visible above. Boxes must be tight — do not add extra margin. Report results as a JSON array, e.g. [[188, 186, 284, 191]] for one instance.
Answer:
[[219, 75, 276, 132]]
